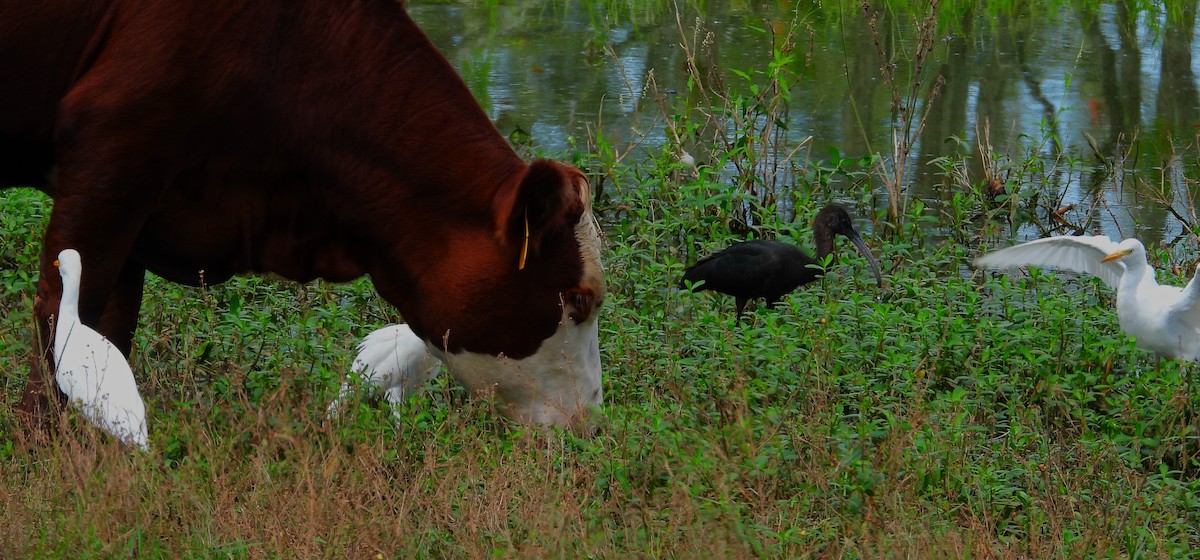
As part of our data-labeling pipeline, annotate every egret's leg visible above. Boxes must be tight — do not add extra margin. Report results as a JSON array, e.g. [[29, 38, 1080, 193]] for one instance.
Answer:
[[382, 359, 444, 420], [327, 370, 369, 419], [383, 387, 407, 420]]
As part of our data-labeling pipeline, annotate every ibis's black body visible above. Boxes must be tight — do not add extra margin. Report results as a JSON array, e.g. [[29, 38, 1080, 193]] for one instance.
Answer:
[[680, 205, 883, 319]]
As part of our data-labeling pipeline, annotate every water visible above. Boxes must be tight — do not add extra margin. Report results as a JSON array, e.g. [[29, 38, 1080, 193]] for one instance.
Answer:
[[409, 1, 1200, 247]]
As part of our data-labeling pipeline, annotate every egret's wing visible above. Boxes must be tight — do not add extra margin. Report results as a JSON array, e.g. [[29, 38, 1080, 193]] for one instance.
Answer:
[[974, 235, 1126, 290], [1164, 264, 1200, 331], [331, 325, 412, 417]]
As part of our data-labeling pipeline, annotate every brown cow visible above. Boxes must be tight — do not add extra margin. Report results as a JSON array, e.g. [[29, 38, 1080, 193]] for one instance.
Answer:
[[0, 0, 605, 430]]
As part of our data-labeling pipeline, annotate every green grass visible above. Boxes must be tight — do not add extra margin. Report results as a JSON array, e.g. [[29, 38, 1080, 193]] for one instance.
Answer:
[[3, 1, 1200, 554], [2, 158, 1199, 557]]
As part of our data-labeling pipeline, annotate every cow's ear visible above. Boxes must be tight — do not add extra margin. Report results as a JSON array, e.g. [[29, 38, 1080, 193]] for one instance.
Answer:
[[494, 159, 588, 265]]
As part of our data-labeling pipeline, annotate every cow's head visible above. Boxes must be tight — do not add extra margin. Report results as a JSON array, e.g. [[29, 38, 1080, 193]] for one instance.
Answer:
[[397, 160, 605, 431]]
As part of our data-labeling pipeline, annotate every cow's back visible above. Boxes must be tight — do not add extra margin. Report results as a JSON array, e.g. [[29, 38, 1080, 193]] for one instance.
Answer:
[[0, 2, 112, 189]]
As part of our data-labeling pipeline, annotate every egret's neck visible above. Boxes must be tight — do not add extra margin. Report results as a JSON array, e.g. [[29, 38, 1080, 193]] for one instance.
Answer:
[[53, 280, 81, 363], [58, 279, 79, 318], [1122, 257, 1151, 289], [1115, 257, 1152, 311], [56, 273, 81, 342]]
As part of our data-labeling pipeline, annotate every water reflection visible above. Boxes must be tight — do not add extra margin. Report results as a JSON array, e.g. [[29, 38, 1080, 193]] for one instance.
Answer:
[[409, 1, 1200, 246]]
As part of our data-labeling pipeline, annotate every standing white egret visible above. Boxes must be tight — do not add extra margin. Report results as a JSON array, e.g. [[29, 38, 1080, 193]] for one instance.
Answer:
[[975, 235, 1200, 362], [52, 249, 149, 450], [327, 323, 443, 419]]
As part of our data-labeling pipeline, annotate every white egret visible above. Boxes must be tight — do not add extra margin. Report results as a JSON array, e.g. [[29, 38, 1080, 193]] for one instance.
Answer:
[[975, 235, 1200, 362], [52, 249, 150, 450], [327, 323, 443, 418]]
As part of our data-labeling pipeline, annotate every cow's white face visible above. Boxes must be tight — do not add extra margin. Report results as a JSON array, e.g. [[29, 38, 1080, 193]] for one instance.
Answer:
[[371, 161, 605, 431], [431, 205, 605, 430], [437, 304, 602, 429]]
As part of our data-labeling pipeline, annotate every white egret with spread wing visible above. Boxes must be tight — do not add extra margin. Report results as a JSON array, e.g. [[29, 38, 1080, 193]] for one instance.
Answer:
[[975, 235, 1200, 362]]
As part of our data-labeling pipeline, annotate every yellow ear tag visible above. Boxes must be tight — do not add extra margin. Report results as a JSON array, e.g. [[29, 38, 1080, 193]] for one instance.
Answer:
[[518, 208, 530, 270], [53, 259, 60, 267]]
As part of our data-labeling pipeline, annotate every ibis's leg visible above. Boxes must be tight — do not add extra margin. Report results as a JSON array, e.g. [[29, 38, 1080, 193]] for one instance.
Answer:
[[735, 297, 748, 322]]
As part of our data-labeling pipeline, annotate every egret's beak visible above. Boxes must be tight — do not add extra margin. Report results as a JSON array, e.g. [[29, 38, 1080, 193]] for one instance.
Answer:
[[844, 231, 884, 289], [1101, 248, 1134, 263], [52, 259, 60, 267]]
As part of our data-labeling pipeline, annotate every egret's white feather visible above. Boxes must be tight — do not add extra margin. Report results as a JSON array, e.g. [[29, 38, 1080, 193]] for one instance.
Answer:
[[973, 235, 1126, 290], [327, 323, 443, 418], [1164, 264, 1200, 333], [976, 236, 1200, 362], [53, 249, 149, 451]]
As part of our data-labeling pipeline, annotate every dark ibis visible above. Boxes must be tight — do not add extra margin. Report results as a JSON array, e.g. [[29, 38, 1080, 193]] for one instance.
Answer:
[[680, 205, 883, 319]]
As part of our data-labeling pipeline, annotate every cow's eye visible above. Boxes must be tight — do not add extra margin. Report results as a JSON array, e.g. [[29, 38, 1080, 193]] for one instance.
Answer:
[[563, 287, 596, 323], [572, 291, 589, 310]]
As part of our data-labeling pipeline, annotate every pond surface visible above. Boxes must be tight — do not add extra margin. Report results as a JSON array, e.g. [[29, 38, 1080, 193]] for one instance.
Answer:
[[410, 1, 1200, 247]]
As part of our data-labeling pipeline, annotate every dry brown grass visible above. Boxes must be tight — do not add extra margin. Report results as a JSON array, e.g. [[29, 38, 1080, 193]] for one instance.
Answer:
[[0, 374, 776, 558], [2, 358, 1187, 559]]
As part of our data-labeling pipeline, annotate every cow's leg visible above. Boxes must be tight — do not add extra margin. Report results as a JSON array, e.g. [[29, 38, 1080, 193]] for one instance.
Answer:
[[94, 259, 146, 354], [18, 190, 147, 435], [18, 285, 61, 435], [15, 35, 183, 436]]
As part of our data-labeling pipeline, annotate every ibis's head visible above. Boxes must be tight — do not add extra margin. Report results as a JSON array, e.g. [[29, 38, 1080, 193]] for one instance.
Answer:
[[814, 205, 883, 289]]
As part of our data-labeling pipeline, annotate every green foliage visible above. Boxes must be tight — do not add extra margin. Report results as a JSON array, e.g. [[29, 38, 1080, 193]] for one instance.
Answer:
[[4, 1, 1200, 556], [5, 162, 1200, 558]]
